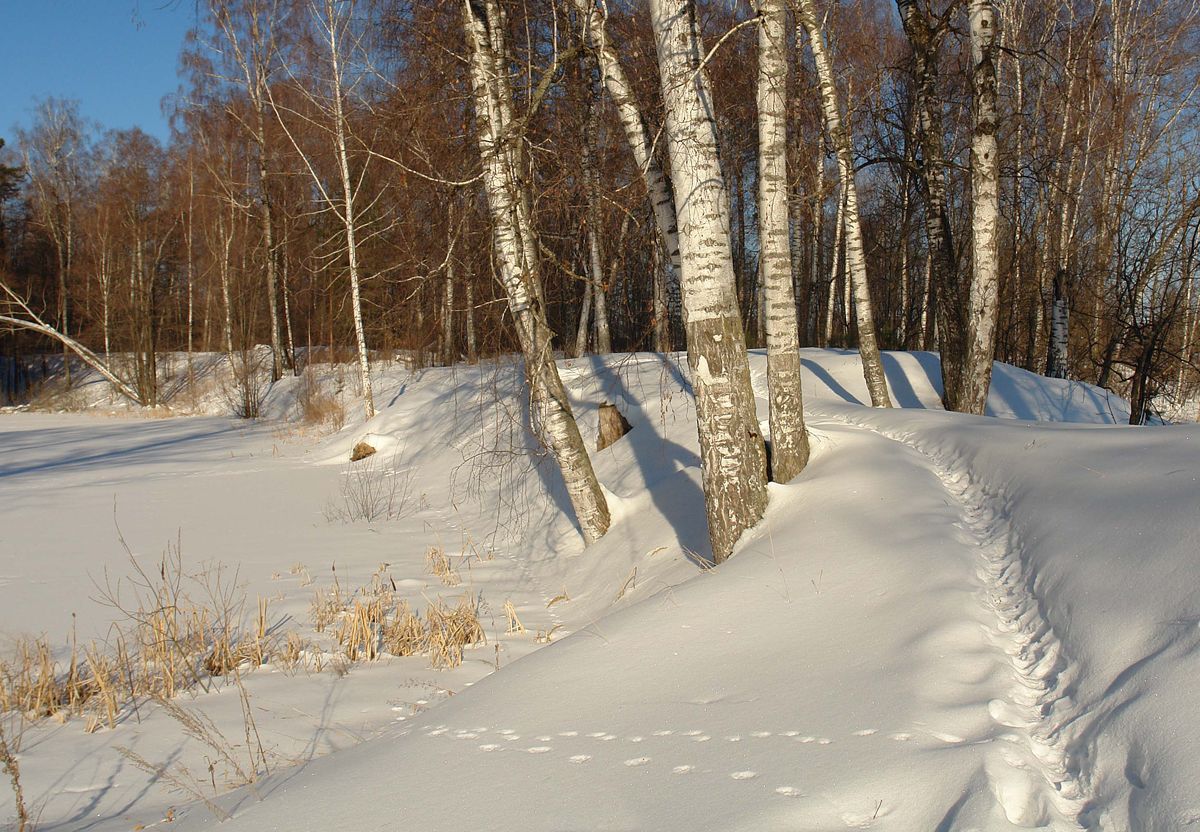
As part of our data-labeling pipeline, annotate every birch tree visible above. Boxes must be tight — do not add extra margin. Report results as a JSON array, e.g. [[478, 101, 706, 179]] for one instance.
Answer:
[[896, 0, 964, 410], [757, 0, 809, 481], [960, 0, 1001, 414], [463, 0, 610, 544], [793, 0, 892, 408], [269, 0, 376, 418], [208, 0, 290, 380], [572, 0, 683, 334], [649, 0, 768, 561]]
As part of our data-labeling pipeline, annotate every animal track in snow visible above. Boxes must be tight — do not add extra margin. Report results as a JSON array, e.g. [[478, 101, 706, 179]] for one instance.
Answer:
[[527, 746, 552, 754], [852, 729, 878, 736], [558, 731, 578, 737], [672, 765, 695, 774], [750, 731, 773, 738], [730, 771, 758, 780], [775, 786, 802, 798], [624, 757, 651, 767], [725, 735, 742, 742], [569, 755, 592, 764], [478, 744, 501, 752]]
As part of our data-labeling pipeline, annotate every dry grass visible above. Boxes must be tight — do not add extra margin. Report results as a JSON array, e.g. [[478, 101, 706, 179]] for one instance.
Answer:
[[0, 542, 277, 729], [427, 596, 486, 668], [425, 546, 461, 587], [307, 570, 483, 669], [297, 367, 346, 431], [503, 600, 526, 634], [1, 717, 30, 831], [1, 543, 491, 737], [324, 449, 416, 524]]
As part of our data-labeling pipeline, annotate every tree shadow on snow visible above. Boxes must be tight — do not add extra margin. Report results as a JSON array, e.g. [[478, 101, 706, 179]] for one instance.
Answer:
[[585, 355, 713, 568]]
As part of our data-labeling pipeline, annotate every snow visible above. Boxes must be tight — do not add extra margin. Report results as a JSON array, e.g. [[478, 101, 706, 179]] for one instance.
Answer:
[[1, 349, 1196, 831]]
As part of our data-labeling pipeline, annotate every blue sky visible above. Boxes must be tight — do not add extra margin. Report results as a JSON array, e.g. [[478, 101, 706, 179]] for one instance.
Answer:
[[0, 0, 196, 144]]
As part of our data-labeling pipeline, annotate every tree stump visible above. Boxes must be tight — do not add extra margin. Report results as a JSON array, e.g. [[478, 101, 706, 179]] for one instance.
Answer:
[[597, 402, 632, 451], [350, 440, 377, 461]]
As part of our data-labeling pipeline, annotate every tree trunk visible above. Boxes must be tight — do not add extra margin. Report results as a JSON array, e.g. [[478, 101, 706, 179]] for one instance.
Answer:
[[464, 0, 610, 545], [896, 0, 964, 410], [796, 0, 892, 408], [573, 0, 683, 335], [649, 0, 768, 562], [581, 66, 612, 354], [465, 278, 478, 363], [757, 0, 809, 482], [961, 0, 1001, 415], [575, 275, 593, 357], [1046, 268, 1069, 379], [824, 185, 844, 347]]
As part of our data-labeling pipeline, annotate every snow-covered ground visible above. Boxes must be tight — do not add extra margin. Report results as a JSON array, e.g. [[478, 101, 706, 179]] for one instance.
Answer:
[[1, 350, 1196, 831]]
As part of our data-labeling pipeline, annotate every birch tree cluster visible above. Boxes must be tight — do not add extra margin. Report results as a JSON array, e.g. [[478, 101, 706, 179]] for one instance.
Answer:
[[2, 0, 1199, 547]]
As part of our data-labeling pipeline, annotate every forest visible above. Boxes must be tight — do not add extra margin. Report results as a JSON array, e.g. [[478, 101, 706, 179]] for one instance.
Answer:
[[1, 0, 1193, 427]]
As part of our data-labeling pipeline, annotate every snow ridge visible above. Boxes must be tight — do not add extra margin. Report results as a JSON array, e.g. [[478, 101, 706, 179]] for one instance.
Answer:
[[822, 412, 1093, 829]]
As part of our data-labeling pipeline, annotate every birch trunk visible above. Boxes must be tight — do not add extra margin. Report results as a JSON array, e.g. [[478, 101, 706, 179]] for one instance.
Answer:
[[465, 279, 477, 363], [325, 0, 376, 419], [464, 0, 610, 545], [824, 186, 844, 347], [573, 0, 682, 331], [796, 0, 892, 407], [443, 249, 456, 366], [757, 0, 809, 482], [961, 0, 1001, 415], [1046, 269, 1069, 379], [653, 234, 669, 351], [582, 71, 612, 354], [896, 0, 964, 410], [575, 276, 593, 357], [649, 0, 768, 561]]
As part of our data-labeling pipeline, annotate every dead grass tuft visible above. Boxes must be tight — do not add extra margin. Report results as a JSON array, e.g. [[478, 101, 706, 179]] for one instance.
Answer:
[[425, 546, 461, 586]]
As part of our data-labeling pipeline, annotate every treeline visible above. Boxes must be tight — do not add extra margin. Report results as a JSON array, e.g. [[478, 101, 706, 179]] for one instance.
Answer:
[[1, 0, 1198, 424]]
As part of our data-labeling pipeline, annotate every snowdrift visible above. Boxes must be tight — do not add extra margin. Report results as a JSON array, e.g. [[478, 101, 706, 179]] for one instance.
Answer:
[[2, 350, 1195, 831]]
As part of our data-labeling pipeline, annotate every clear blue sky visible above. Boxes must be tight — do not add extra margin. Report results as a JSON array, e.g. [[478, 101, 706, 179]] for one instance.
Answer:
[[0, 0, 197, 144]]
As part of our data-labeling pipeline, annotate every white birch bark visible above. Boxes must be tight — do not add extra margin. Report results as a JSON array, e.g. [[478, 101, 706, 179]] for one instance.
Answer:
[[649, 0, 768, 561], [795, 0, 892, 407], [1046, 269, 1069, 378], [464, 0, 610, 544], [575, 276, 593, 357], [824, 184, 844, 347], [961, 0, 1001, 415], [573, 0, 682, 324], [465, 279, 477, 363], [582, 73, 612, 355], [757, 0, 809, 482], [324, 0, 376, 419], [443, 244, 456, 366]]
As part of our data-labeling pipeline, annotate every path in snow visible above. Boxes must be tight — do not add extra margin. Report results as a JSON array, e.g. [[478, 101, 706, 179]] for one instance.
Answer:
[[826, 409, 1094, 829]]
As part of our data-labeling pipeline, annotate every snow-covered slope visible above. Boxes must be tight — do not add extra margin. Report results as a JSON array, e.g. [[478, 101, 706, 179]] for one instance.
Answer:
[[3, 351, 1195, 831]]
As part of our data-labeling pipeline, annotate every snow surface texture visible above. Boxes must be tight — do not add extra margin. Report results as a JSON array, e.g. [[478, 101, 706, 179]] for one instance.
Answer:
[[1, 349, 1196, 831]]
